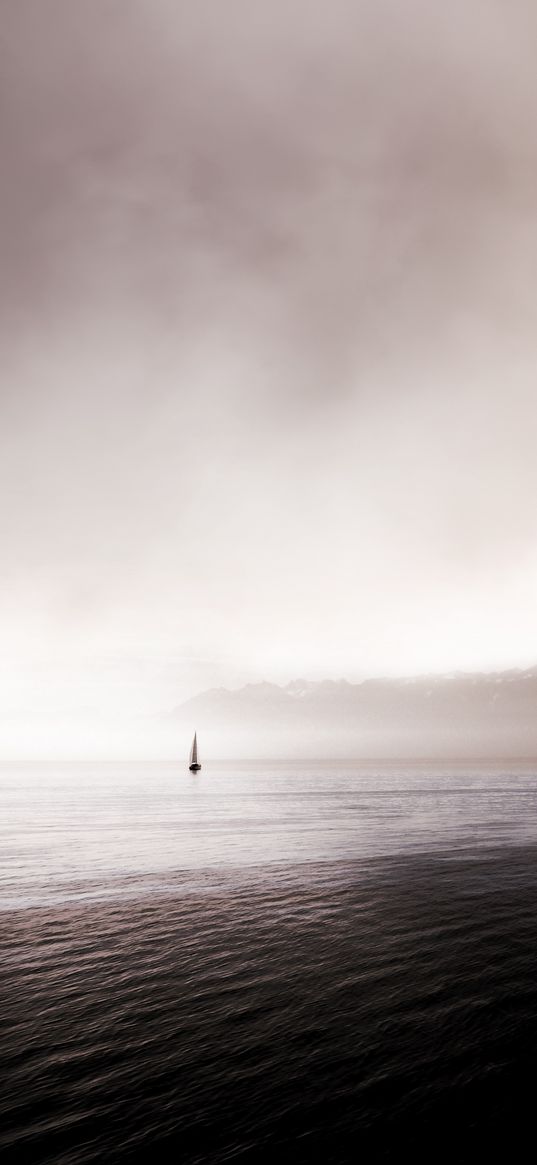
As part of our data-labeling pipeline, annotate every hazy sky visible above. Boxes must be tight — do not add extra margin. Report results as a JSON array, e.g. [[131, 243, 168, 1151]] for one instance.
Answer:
[[2, 0, 537, 748]]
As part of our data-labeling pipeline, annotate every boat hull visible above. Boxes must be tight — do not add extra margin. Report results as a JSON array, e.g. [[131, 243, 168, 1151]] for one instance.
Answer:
[[189, 763, 201, 771]]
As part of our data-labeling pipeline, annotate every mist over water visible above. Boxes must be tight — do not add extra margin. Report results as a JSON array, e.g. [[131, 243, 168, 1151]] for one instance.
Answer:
[[3, 761, 537, 1162], [4, 0, 537, 1158]]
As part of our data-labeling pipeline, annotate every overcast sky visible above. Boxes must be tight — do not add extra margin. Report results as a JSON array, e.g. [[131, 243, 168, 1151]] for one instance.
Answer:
[[2, 0, 537, 749]]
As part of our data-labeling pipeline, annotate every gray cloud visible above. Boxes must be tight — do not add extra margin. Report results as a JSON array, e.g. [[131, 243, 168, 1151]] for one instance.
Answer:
[[2, 0, 537, 752]]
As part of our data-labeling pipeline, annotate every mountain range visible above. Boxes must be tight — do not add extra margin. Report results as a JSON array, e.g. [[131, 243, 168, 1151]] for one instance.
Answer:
[[174, 668, 537, 758]]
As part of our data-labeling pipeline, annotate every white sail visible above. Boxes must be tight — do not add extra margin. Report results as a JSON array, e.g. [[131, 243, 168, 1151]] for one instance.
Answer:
[[189, 732, 199, 767]]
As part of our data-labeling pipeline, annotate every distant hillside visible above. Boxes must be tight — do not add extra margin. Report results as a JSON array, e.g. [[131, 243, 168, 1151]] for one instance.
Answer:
[[174, 669, 537, 758]]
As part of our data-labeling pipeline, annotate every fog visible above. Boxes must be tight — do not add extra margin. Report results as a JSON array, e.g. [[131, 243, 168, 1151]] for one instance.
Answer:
[[2, 0, 537, 755]]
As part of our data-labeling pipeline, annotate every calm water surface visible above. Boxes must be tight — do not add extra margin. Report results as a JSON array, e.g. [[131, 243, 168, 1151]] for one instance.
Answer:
[[2, 759, 537, 904], [2, 760, 537, 1162]]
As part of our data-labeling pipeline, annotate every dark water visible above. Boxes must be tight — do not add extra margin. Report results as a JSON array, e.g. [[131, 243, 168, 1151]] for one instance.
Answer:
[[2, 761, 537, 1162]]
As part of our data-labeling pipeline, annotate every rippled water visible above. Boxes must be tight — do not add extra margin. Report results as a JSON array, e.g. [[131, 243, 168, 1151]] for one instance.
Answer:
[[2, 760, 537, 1162]]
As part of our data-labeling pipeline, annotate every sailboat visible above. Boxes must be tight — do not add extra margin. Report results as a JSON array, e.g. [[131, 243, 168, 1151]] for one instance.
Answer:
[[189, 731, 201, 772]]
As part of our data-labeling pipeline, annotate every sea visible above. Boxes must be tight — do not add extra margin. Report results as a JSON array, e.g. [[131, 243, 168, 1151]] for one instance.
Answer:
[[2, 758, 537, 1162]]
